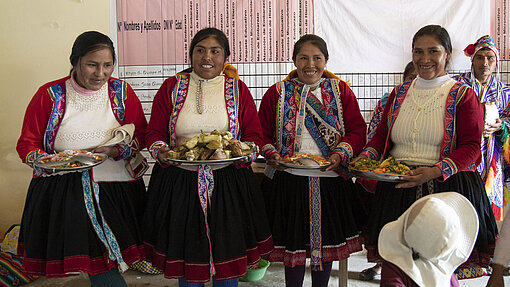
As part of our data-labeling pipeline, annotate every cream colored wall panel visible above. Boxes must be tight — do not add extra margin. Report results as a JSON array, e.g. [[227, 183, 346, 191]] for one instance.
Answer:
[[0, 0, 110, 236]]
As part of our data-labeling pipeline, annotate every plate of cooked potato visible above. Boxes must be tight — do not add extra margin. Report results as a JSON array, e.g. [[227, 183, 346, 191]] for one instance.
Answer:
[[165, 130, 257, 165]]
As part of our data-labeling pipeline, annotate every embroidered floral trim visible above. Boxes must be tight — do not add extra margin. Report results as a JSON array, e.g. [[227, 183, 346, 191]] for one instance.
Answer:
[[44, 83, 66, 153], [169, 75, 190, 148], [26, 149, 48, 166], [224, 77, 239, 139], [114, 144, 131, 161], [332, 142, 353, 161], [361, 147, 379, 160], [435, 158, 457, 181], [109, 79, 127, 121], [149, 141, 168, 162], [262, 144, 278, 159]]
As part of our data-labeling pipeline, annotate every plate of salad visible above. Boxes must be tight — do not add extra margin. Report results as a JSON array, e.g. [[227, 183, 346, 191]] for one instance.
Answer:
[[349, 156, 411, 182]]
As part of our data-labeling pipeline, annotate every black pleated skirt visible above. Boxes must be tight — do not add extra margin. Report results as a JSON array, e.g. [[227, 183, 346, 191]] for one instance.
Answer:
[[261, 171, 364, 267], [365, 171, 497, 267], [18, 172, 146, 277], [143, 164, 273, 283]]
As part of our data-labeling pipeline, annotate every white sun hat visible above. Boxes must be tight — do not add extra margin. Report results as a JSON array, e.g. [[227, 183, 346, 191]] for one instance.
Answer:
[[378, 192, 479, 287]]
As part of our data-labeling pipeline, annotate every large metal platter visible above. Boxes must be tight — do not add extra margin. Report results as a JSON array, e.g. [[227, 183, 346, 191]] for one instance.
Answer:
[[34, 152, 107, 172], [278, 160, 332, 170], [166, 155, 248, 166], [349, 168, 405, 182]]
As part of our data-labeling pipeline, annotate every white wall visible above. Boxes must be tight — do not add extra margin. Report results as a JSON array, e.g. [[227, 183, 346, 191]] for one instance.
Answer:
[[0, 0, 110, 236]]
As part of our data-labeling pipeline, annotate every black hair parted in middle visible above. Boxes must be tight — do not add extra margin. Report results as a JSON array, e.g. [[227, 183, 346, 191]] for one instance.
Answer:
[[189, 27, 231, 64]]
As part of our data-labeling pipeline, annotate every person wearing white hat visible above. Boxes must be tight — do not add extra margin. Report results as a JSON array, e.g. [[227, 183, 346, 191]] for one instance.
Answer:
[[378, 192, 479, 287]]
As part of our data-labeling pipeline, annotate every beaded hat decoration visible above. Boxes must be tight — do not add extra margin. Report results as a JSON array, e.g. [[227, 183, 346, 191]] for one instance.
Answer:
[[464, 35, 499, 63]]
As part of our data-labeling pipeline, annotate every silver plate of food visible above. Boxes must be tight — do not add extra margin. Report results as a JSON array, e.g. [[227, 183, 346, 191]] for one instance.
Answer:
[[34, 150, 107, 172], [166, 155, 249, 166], [278, 154, 332, 170], [349, 168, 405, 182], [165, 130, 257, 166]]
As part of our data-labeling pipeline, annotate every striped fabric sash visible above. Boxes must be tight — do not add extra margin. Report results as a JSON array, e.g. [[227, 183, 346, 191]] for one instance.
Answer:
[[81, 170, 128, 271], [309, 176, 323, 271], [304, 93, 342, 156], [197, 164, 216, 275]]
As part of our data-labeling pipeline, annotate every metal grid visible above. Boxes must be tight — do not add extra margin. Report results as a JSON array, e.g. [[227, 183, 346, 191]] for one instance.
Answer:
[[237, 61, 510, 123], [128, 60, 510, 185]]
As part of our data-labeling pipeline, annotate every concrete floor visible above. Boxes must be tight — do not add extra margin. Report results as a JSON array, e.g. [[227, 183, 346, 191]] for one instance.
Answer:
[[25, 250, 507, 286]]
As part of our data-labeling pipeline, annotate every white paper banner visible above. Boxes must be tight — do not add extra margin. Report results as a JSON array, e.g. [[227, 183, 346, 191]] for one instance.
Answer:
[[315, 0, 490, 72]]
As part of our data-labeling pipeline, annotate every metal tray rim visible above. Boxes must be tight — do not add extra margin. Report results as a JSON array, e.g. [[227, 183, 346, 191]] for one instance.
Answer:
[[349, 168, 405, 182], [278, 160, 332, 170], [166, 155, 248, 166], [34, 152, 108, 172]]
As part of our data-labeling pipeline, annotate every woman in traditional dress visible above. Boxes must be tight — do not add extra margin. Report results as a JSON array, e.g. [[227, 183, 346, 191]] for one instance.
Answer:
[[258, 34, 366, 287], [354, 24, 498, 280], [359, 61, 417, 281], [16, 31, 148, 286], [143, 27, 273, 287]]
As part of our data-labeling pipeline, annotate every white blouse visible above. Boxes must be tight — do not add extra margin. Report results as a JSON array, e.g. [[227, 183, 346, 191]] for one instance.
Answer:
[[53, 79, 133, 182], [174, 71, 230, 146]]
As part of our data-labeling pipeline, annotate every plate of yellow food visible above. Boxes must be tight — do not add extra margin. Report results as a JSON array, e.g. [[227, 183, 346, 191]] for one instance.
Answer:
[[165, 130, 258, 166], [278, 153, 332, 170], [350, 156, 410, 182], [34, 149, 107, 171]]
